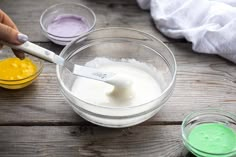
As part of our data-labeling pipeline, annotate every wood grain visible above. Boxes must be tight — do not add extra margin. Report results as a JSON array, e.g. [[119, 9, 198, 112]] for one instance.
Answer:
[[0, 0, 235, 156], [0, 125, 189, 157], [0, 43, 235, 125], [0, 0, 171, 42]]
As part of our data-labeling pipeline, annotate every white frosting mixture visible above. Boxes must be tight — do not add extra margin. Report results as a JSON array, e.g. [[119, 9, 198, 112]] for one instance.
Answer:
[[71, 58, 162, 107]]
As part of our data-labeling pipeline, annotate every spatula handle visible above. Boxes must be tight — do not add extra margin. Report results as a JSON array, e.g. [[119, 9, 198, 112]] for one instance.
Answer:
[[2, 41, 64, 65]]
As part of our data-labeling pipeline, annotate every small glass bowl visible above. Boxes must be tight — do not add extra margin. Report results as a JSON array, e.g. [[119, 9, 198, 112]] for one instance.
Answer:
[[0, 47, 44, 89], [182, 110, 236, 157], [56, 27, 177, 128], [40, 3, 96, 46]]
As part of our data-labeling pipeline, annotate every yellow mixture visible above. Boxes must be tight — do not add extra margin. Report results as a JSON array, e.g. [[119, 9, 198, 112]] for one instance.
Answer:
[[0, 57, 37, 80]]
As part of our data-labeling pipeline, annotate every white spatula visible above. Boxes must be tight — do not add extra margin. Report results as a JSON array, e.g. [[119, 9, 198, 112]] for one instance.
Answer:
[[3, 41, 116, 82]]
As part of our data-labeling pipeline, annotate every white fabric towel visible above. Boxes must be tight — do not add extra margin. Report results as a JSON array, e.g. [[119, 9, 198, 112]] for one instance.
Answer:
[[137, 0, 236, 63]]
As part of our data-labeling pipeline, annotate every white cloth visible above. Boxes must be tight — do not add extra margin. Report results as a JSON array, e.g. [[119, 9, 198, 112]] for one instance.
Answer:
[[137, 0, 236, 63]]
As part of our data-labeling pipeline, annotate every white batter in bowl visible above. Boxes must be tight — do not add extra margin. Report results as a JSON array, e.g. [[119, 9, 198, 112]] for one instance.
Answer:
[[56, 27, 177, 128]]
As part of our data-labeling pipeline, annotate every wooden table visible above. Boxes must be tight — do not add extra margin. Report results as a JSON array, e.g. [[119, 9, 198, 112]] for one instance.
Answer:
[[1, 0, 236, 156]]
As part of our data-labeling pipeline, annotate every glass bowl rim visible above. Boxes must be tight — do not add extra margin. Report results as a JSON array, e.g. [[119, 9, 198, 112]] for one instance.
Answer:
[[181, 109, 236, 156], [40, 2, 96, 39], [56, 27, 177, 110]]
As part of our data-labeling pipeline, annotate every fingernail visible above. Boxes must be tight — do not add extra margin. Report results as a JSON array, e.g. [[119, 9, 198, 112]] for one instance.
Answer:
[[17, 33, 28, 43]]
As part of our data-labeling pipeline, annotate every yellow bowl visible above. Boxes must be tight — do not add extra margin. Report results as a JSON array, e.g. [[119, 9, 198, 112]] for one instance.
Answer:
[[0, 47, 44, 89]]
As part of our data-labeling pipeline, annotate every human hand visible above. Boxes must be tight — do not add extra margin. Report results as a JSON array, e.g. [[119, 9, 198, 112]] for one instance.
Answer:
[[0, 9, 28, 59]]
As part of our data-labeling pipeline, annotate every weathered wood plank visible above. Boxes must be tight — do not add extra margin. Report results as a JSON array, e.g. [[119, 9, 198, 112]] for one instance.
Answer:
[[0, 0, 171, 42], [0, 43, 235, 124], [0, 1, 233, 157], [0, 125, 188, 157]]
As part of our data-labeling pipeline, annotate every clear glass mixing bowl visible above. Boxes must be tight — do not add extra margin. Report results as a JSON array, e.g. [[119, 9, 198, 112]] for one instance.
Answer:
[[56, 27, 177, 128]]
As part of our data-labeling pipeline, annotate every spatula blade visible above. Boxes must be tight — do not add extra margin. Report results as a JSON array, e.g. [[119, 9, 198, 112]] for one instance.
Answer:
[[65, 62, 115, 82]]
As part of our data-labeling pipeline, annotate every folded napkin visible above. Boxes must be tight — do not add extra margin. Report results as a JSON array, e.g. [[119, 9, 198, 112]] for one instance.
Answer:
[[137, 0, 236, 63]]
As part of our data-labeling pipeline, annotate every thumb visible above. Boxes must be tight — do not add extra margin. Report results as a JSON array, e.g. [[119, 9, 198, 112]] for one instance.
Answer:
[[0, 23, 28, 45]]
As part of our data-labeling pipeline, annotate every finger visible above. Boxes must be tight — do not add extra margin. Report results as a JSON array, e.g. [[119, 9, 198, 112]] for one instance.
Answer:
[[0, 23, 27, 59], [0, 23, 28, 45], [0, 9, 18, 30], [0, 10, 28, 44], [0, 23, 21, 44], [0, 9, 28, 59], [13, 49, 25, 60], [0, 24, 27, 59]]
